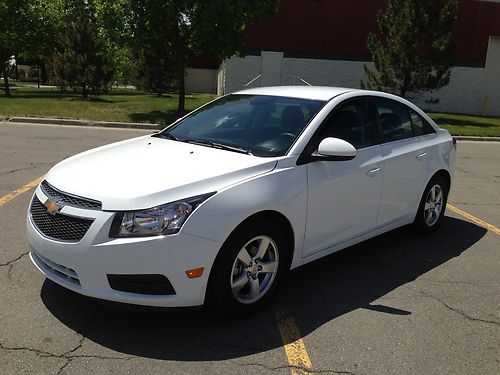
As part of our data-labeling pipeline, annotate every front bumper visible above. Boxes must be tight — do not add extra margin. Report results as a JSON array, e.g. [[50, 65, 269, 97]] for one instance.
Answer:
[[27, 186, 222, 307]]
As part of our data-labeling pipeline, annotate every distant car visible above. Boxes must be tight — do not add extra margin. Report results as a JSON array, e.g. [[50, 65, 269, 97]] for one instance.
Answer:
[[27, 86, 455, 315]]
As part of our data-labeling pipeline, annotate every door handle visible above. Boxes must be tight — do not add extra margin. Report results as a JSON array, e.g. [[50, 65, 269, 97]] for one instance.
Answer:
[[367, 167, 381, 177], [416, 152, 428, 160]]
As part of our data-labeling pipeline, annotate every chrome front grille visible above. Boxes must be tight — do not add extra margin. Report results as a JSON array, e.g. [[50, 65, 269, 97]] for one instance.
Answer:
[[31, 196, 94, 242], [41, 180, 102, 210]]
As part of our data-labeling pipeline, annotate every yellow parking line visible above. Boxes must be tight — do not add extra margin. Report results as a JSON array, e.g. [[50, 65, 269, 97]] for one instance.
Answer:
[[276, 307, 313, 374], [448, 204, 500, 235], [0, 176, 43, 207]]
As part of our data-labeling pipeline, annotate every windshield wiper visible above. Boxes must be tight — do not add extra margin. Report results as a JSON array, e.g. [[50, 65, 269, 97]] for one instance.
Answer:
[[183, 138, 252, 155], [153, 132, 179, 141]]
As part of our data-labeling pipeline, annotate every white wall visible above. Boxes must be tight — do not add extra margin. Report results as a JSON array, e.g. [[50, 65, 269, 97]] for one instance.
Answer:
[[217, 55, 262, 94], [261, 51, 284, 86], [281, 58, 372, 88], [484, 36, 500, 116], [416, 67, 484, 115], [185, 68, 217, 93], [218, 51, 496, 115]]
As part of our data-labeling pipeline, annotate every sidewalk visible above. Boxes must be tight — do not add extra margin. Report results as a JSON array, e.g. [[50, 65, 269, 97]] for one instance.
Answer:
[[1, 116, 159, 130], [2, 115, 500, 141], [452, 136, 500, 142]]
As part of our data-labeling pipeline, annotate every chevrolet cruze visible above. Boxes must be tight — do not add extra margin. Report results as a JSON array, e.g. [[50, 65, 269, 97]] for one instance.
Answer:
[[27, 86, 455, 315]]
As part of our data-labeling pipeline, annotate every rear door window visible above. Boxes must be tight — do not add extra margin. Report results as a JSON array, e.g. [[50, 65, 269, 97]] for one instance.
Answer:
[[374, 98, 413, 142]]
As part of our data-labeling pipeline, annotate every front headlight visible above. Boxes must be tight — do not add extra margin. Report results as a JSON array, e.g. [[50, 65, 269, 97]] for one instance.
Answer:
[[109, 193, 215, 238]]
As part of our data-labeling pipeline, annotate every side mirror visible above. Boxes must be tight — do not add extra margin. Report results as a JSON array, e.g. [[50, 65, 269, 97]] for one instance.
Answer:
[[314, 137, 357, 161]]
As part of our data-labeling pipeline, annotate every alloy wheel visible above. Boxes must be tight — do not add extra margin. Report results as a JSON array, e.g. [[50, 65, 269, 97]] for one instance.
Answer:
[[230, 235, 279, 304], [424, 184, 444, 226]]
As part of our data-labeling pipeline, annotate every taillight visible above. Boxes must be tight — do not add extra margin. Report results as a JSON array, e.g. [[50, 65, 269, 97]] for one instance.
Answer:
[[452, 138, 457, 151]]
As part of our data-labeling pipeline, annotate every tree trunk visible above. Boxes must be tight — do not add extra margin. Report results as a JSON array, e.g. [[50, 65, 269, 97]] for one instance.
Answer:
[[174, 14, 186, 117], [37, 65, 41, 88], [15, 57, 19, 81], [41, 62, 48, 84], [400, 72, 409, 98], [2, 63, 11, 97], [177, 54, 185, 116]]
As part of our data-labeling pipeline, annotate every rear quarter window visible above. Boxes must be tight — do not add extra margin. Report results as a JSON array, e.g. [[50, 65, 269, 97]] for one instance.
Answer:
[[410, 109, 436, 136]]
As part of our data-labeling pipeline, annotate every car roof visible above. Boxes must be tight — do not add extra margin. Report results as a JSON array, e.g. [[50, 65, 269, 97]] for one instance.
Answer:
[[234, 86, 357, 101]]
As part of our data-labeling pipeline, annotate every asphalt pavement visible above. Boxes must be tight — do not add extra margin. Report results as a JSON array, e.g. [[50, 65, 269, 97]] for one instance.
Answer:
[[0, 123, 498, 374]]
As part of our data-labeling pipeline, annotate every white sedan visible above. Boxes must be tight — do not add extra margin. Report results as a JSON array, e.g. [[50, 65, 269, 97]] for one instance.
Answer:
[[27, 86, 455, 315]]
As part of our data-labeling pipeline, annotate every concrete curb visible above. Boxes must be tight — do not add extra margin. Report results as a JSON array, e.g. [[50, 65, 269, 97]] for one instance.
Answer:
[[2, 116, 500, 141], [454, 136, 500, 142], [2, 116, 160, 130]]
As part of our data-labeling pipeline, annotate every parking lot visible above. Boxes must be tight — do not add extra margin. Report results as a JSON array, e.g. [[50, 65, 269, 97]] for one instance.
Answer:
[[1, 122, 498, 374]]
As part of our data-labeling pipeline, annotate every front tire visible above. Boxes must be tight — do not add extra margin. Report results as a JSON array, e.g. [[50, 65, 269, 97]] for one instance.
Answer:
[[414, 175, 448, 232], [207, 219, 290, 316]]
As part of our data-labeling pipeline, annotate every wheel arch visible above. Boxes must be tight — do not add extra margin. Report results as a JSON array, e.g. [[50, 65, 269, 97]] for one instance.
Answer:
[[214, 210, 295, 269], [411, 168, 452, 224], [204, 210, 295, 304], [239, 210, 295, 257], [432, 169, 451, 191], [412, 168, 451, 231]]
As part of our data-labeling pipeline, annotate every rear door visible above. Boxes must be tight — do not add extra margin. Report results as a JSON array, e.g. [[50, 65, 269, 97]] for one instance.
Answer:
[[371, 98, 428, 226], [303, 98, 384, 257]]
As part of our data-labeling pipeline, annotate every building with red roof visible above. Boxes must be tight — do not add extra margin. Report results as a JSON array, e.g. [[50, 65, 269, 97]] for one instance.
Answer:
[[216, 0, 500, 115]]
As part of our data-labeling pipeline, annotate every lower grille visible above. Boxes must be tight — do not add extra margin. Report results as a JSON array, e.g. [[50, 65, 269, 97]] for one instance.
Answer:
[[31, 196, 94, 242], [32, 250, 81, 287]]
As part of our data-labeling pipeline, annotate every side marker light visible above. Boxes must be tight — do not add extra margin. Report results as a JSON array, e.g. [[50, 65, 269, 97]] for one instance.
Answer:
[[186, 267, 204, 279]]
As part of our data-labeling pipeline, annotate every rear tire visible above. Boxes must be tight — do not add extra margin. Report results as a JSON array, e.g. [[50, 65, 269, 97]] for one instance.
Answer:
[[207, 219, 290, 316], [413, 175, 448, 233]]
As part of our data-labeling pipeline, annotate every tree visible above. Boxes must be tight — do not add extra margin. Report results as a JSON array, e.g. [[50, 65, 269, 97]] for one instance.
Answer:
[[126, 0, 278, 114], [19, 0, 66, 87], [176, 0, 279, 114], [135, 46, 177, 95], [128, 0, 178, 95], [52, 5, 114, 98], [364, 0, 459, 98], [0, 0, 32, 96], [179, 0, 278, 113], [95, 0, 135, 86]]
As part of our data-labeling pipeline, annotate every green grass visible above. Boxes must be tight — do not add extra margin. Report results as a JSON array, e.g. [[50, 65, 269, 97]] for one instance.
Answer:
[[1, 87, 499, 136], [428, 112, 500, 137], [0, 87, 216, 125]]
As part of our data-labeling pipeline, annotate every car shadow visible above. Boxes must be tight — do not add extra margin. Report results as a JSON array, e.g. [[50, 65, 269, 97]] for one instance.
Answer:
[[40, 216, 486, 361]]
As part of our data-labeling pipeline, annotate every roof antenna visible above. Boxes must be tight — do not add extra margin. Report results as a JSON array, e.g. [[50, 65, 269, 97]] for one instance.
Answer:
[[294, 76, 312, 86], [243, 74, 262, 87]]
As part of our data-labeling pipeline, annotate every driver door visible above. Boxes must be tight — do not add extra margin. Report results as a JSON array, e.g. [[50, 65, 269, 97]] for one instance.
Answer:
[[303, 98, 384, 257]]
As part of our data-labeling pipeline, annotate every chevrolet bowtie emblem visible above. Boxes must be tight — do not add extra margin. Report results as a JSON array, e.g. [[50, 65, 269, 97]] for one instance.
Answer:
[[44, 198, 63, 215]]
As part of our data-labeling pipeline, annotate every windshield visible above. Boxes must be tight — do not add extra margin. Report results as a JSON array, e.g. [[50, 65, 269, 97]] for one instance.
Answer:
[[160, 95, 326, 157]]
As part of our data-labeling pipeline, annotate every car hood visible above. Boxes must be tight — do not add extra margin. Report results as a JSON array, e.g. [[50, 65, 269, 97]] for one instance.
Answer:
[[44, 135, 277, 210]]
